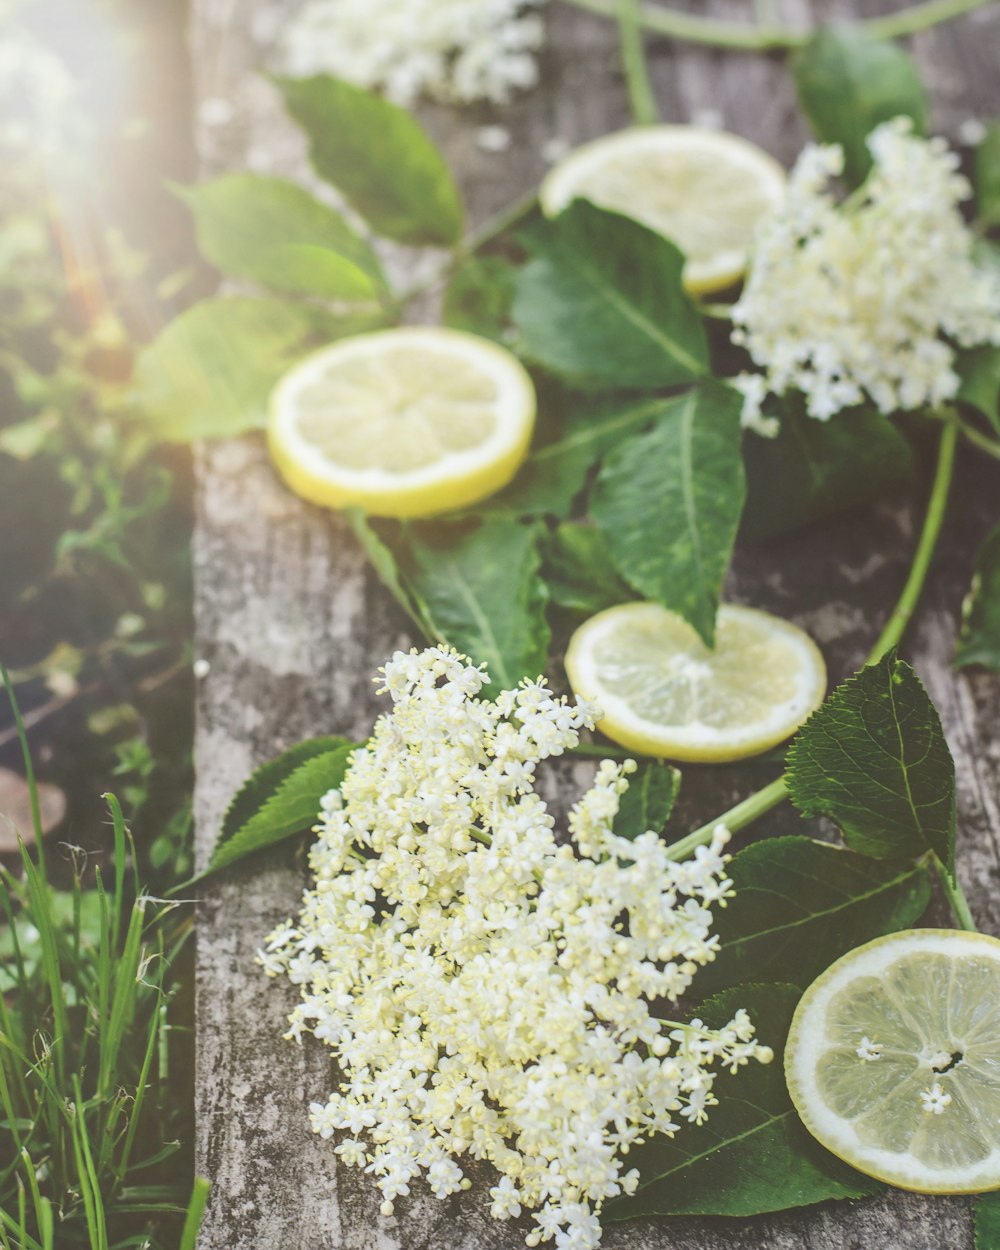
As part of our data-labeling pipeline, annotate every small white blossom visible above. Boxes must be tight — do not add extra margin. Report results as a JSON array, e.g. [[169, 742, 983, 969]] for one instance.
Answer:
[[263, 646, 767, 1248], [920, 1082, 953, 1114], [276, 0, 549, 106], [732, 118, 1000, 427], [856, 1035, 884, 1062]]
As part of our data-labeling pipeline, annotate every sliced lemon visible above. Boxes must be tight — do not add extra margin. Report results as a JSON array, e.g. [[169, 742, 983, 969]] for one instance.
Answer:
[[267, 327, 536, 517], [785, 928, 1000, 1194], [539, 125, 786, 295], [564, 602, 825, 762]]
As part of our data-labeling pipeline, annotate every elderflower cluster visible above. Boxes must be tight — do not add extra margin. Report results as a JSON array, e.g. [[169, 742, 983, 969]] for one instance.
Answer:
[[260, 646, 770, 1249], [732, 118, 1000, 433], [277, 0, 548, 106]]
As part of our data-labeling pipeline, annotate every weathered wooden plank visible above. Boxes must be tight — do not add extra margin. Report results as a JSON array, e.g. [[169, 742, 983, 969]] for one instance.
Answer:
[[190, 3, 1000, 1247]]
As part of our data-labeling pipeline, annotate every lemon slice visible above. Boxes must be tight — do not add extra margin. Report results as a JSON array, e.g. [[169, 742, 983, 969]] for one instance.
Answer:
[[268, 327, 536, 517], [785, 929, 1000, 1194], [539, 126, 787, 295], [564, 602, 825, 762]]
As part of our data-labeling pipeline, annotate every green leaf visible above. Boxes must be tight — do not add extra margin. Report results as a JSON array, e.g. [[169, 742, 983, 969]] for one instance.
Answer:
[[175, 174, 386, 300], [208, 744, 356, 876], [697, 836, 931, 995], [275, 74, 463, 247], [442, 255, 517, 343], [487, 394, 668, 520], [955, 521, 1000, 672], [344, 509, 432, 633], [543, 522, 633, 615], [956, 345, 1000, 435], [741, 404, 916, 541], [786, 653, 956, 875], [608, 982, 880, 1220], [791, 26, 928, 185], [401, 517, 550, 694], [975, 120, 1000, 229], [613, 761, 681, 841], [129, 297, 355, 441], [976, 1190, 1000, 1250], [511, 201, 707, 388], [591, 382, 745, 645]]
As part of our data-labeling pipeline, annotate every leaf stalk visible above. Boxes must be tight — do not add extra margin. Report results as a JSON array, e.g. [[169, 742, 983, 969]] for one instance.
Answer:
[[616, 0, 660, 125]]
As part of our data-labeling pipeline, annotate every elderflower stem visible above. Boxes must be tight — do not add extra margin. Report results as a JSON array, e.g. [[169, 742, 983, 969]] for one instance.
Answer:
[[616, 0, 659, 125], [560, 0, 993, 51], [932, 853, 978, 931], [675, 420, 958, 857], [955, 415, 1000, 463]]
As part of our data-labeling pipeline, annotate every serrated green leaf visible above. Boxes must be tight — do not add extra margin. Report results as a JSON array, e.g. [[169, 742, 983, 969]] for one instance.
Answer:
[[591, 382, 745, 645], [487, 394, 668, 520], [512, 201, 707, 388], [976, 1190, 1000, 1250], [791, 26, 928, 186], [608, 982, 880, 1219], [175, 174, 386, 300], [956, 345, 1000, 435], [742, 404, 916, 541], [697, 836, 931, 995], [275, 74, 463, 247], [976, 120, 1000, 229], [400, 517, 550, 695], [129, 297, 364, 441], [543, 522, 634, 615], [786, 653, 956, 875], [955, 521, 1000, 672], [208, 745, 355, 876], [442, 255, 518, 343], [613, 761, 681, 841]]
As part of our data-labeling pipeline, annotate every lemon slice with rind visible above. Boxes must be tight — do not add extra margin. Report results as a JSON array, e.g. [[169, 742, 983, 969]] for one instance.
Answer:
[[539, 126, 786, 295], [564, 602, 825, 762], [785, 928, 1000, 1194], [268, 327, 535, 517]]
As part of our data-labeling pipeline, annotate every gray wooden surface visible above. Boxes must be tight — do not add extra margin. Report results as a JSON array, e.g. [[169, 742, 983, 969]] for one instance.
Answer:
[[190, 2, 1000, 1247]]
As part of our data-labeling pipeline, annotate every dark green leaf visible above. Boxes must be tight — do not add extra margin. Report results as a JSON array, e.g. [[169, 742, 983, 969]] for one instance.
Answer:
[[791, 26, 928, 185], [543, 522, 634, 614], [175, 174, 386, 300], [698, 836, 931, 995], [442, 255, 518, 343], [742, 404, 916, 541], [975, 120, 1000, 229], [275, 74, 463, 247], [786, 653, 956, 874], [487, 394, 668, 520], [955, 521, 1000, 671], [402, 517, 550, 694], [511, 201, 707, 388], [129, 297, 359, 441], [613, 761, 681, 841], [956, 346, 1000, 435], [609, 982, 879, 1219], [208, 745, 356, 876], [976, 1191, 1000, 1250], [591, 382, 745, 644]]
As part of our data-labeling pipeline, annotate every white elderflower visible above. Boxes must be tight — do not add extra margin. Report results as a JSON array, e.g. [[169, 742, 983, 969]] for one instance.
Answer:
[[856, 1035, 884, 1062], [277, 0, 548, 107], [920, 1082, 953, 1115], [732, 118, 1000, 429], [261, 646, 770, 1249]]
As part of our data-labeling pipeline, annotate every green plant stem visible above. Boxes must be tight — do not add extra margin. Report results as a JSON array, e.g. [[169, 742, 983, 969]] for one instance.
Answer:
[[616, 0, 659, 125], [957, 416, 1000, 462], [0, 662, 44, 868], [561, 0, 993, 50], [675, 420, 958, 856], [932, 853, 978, 931]]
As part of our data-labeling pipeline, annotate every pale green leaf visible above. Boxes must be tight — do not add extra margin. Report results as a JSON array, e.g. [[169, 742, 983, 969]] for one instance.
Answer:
[[176, 173, 386, 299], [955, 521, 1000, 672], [591, 382, 745, 645], [791, 26, 928, 185], [512, 201, 707, 388], [786, 653, 956, 875], [697, 836, 931, 995], [275, 74, 463, 246]]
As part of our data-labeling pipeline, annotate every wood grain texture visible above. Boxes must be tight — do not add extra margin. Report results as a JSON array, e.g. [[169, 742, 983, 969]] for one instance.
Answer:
[[190, 2, 1000, 1246]]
